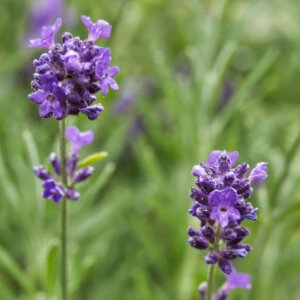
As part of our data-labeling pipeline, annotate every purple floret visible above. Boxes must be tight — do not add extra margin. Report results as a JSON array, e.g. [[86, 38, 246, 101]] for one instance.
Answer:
[[81, 16, 112, 42], [209, 188, 240, 227], [42, 179, 64, 203], [65, 125, 94, 155], [248, 162, 268, 185], [28, 18, 62, 49]]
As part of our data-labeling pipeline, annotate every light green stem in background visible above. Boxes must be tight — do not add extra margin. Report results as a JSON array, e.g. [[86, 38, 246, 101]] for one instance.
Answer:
[[206, 223, 220, 300], [59, 119, 68, 300]]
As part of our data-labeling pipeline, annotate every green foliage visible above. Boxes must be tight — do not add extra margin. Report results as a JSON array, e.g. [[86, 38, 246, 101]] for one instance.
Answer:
[[0, 0, 300, 299]]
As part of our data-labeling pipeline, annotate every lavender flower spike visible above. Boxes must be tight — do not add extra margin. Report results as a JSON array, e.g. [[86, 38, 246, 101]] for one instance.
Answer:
[[28, 18, 62, 49], [28, 15, 119, 120], [65, 126, 94, 155], [187, 150, 268, 299], [33, 126, 97, 203], [81, 15, 112, 42]]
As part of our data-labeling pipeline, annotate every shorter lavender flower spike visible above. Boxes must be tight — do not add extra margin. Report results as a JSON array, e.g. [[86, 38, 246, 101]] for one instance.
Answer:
[[74, 166, 94, 183], [42, 179, 64, 202], [81, 15, 112, 42], [28, 17, 62, 49], [33, 166, 52, 180], [208, 188, 241, 227], [65, 126, 94, 155], [49, 152, 61, 175], [248, 162, 268, 185], [224, 267, 251, 292]]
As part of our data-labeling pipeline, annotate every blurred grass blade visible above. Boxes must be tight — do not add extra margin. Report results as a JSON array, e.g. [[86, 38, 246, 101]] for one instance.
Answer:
[[0, 244, 33, 294], [77, 152, 108, 168]]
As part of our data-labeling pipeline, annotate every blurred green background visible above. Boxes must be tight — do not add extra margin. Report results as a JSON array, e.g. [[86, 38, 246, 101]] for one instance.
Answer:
[[1, 0, 300, 299]]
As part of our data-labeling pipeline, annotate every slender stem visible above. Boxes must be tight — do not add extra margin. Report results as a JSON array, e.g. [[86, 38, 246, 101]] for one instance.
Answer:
[[206, 264, 216, 300], [59, 119, 68, 300], [206, 223, 221, 300]]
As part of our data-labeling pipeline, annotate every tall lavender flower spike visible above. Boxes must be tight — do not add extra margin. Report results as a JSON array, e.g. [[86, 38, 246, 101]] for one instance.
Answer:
[[28, 16, 119, 120], [33, 126, 95, 202], [187, 150, 268, 300]]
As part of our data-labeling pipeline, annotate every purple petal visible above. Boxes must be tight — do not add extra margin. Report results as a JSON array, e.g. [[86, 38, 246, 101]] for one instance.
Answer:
[[81, 15, 112, 42], [28, 17, 62, 49], [208, 188, 239, 207], [33, 166, 52, 180], [219, 212, 229, 228], [28, 90, 48, 104], [39, 101, 52, 118], [108, 66, 120, 77], [248, 162, 268, 185], [199, 282, 207, 300], [74, 166, 94, 183], [208, 150, 221, 167], [225, 267, 251, 292], [228, 207, 241, 222], [49, 153, 61, 175], [65, 126, 80, 143], [210, 207, 219, 221], [64, 50, 82, 72], [228, 151, 239, 166], [66, 126, 94, 154], [80, 104, 104, 120]]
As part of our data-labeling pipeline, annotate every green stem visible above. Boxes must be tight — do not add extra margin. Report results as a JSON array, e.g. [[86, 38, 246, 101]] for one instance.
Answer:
[[59, 119, 68, 300], [206, 223, 220, 300], [206, 264, 216, 300]]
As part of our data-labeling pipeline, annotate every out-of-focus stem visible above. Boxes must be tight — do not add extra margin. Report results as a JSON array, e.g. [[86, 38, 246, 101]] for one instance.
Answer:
[[59, 119, 68, 300]]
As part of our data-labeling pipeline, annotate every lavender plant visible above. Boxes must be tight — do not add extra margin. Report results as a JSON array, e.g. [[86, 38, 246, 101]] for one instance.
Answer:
[[28, 16, 119, 300], [188, 150, 268, 300]]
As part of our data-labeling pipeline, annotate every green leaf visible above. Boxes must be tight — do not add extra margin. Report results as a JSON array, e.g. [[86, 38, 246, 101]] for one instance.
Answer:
[[77, 151, 108, 168]]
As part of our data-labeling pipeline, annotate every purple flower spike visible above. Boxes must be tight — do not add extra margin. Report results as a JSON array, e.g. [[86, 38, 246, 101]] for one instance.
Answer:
[[248, 162, 268, 185], [65, 126, 94, 155], [28, 18, 62, 49], [188, 150, 267, 297], [28, 15, 119, 119], [42, 179, 64, 202], [81, 16, 112, 42], [209, 188, 240, 227]]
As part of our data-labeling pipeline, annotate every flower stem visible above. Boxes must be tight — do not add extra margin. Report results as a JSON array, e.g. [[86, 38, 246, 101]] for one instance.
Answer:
[[206, 264, 216, 300], [59, 119, 68, 300], [206, 223, 221, 300]]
